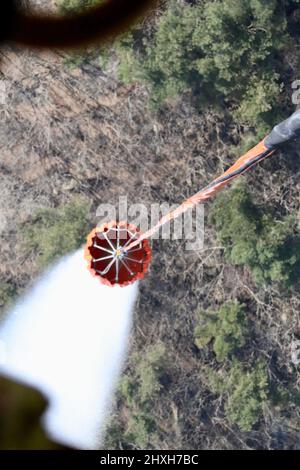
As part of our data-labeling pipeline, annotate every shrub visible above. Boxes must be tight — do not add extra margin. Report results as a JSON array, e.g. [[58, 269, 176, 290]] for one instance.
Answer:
[[57, 0, 112, 68], [195, 301, 248, 361], [125, 412, 157, 449], [57, 0, 101, 14], [57, 0, 137, 73], [22, 199, 91, 268], [210, 185, 300, 286]]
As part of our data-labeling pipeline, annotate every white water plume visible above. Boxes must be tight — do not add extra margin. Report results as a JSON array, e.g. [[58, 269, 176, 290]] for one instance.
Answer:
[[0, 249, 138, 449]]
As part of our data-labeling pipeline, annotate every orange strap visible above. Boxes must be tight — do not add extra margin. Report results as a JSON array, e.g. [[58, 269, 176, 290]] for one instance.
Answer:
[[126, 138, 274, 251]]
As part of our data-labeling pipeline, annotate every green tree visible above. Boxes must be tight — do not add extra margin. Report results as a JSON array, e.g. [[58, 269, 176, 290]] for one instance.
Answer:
[[136, 342, 167, 402], [134, 0, 287, 132], [208, 360, 269, 431], [58, 0, 292, 132], [195, 301, 248, 362], [119, 343, 166, 406], [0, 282, 16, 318], [210, 185, 300, 286], [22, 199, 91, 268], [107, 343, 167, 449], [225, 362, 268, 431]]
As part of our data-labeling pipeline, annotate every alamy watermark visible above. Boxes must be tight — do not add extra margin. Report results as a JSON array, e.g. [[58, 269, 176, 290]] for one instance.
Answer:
[[96, 196, 205, 251]]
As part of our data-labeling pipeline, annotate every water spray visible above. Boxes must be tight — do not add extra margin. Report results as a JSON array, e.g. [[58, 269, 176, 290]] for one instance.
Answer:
[[0, 250, 138, 449]]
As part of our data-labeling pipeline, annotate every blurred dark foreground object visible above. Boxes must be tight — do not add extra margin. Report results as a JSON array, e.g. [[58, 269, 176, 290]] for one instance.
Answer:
[[0, 0, 17, 43], [0, 375, 68, 449], [1, 0, 156, 49]]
